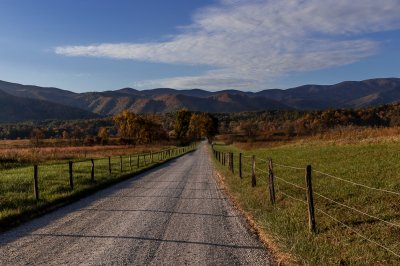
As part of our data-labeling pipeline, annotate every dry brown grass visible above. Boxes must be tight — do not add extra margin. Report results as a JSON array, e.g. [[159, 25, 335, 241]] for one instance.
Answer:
[[0, 141, 170, 163], [234, 126, 400, 150]]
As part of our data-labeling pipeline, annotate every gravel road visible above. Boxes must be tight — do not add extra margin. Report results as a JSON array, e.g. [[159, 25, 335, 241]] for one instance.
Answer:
[[0, 143, 271, 265]]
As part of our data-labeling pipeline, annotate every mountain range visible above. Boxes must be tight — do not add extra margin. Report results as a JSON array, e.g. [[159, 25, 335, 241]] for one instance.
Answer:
[[0, 77, 399, 122]]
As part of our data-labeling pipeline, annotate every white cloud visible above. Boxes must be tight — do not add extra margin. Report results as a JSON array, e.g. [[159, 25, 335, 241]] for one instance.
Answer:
[[55, 0, 400, 89]]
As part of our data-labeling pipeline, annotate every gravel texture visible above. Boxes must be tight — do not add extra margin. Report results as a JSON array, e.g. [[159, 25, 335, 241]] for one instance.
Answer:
[[0, 143, 271, 265]]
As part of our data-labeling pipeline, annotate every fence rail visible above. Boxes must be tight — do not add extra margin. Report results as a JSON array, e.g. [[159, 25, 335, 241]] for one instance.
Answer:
[[211, 146, 400, 258]]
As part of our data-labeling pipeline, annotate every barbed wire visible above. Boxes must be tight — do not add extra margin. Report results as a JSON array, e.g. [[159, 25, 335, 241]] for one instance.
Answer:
[[277, 189, 400, 259], [314, 170, 400, 196], [314, 191, 400, 229], [273, 162, 304, 170], [255, 167, 268, 174], [242, 161, 254, 168], [275, 175, 306, 191], [279, 190, 307, 204], [256, 157, 269, 163], [314, 208, 400, 259], [212, 147, 400, 259]]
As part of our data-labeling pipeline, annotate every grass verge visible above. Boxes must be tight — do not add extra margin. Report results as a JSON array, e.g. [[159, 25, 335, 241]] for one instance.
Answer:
[[0, 145, 196, 231], [211, 141, 400, 265]]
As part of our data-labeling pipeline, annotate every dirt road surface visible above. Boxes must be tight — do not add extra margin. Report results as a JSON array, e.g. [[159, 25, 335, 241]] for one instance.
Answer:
[[0, 143, 271, 265]]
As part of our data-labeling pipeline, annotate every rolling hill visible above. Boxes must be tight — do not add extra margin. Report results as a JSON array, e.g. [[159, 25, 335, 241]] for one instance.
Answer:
[[0, 78, 399, 121], [0, 89, 98, 122]]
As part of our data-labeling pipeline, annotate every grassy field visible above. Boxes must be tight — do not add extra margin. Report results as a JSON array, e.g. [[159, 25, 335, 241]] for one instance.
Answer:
[[212, 140, 400, 265], [0, 139, 172, 163], [0, 144, 195, 230]]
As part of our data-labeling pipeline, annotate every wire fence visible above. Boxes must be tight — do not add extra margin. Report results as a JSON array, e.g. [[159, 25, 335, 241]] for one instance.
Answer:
[[211, 146, 400, 259], [1, 144, 197, 208]]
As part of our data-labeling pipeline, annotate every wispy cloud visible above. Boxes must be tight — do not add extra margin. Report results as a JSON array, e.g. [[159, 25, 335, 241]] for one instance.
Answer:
[[55, 0, 400, 89]]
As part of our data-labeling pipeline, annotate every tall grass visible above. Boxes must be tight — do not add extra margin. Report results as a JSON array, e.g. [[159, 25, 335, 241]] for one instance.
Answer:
[[0, 143, 170, 163], [213, 141, 400, 265]]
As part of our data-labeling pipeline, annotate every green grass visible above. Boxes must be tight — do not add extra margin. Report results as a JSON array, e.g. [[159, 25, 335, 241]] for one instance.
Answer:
[[212, 142, 400, 265], [0, 146, 195, 230]]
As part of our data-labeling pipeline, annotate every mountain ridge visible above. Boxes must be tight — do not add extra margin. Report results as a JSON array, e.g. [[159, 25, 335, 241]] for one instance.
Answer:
[[0, 77, 399, 122]]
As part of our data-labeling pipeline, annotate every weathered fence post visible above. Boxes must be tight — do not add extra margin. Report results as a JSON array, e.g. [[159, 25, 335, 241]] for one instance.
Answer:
[[137, 155, 140, 168], [251, 155, 256, 187], [305, 165, 316, 233], [129, 155, 132, 170], [91, 159, 95, 182], [151, 151, 154, 163], [69, 161, 74, 190], [108, 156, 112, 175], [239, 153, 242, 178], [120, 156, 123, 172], [33, 165, 39, 200], [268, 158, 276, 205]]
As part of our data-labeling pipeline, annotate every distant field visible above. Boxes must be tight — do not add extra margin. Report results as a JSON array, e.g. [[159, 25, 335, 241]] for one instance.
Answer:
[[212, 140, 400, 265], [0, 139, 170, 163], [0, 143, 195, 230]]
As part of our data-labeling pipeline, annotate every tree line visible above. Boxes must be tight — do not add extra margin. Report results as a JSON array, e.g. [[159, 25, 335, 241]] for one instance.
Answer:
[[3, 101, 400, 144], [214, 102, 400, 141], [0, 110, 218, 146]]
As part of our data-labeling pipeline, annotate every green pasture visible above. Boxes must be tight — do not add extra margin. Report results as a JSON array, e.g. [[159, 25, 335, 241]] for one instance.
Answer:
[[0, 146, 194, 229], [212, 142, 400, 265]]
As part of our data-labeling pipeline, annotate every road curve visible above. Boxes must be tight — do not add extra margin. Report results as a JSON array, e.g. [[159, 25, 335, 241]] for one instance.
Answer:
[[0, 143, 271, 265]]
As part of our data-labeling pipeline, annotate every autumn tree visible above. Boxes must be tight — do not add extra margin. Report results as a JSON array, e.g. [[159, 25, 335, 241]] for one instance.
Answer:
[[200, 113, 218, 140], [113, 110, 167, 145], [113, 111, 139, 144], [188, 113, 202, 139], [174, 109, 192, 140], [97, 127, 109, 145], [188, 113, 218, 141]]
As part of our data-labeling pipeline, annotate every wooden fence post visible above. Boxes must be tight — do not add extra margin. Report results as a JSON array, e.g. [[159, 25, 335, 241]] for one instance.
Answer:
[[151, 151, 154, 163], [108, 157, 112, 175], [129, 155, 132, 170], [120, 156, 123, 172], [268, 158, 276, 204], [91, 159, 95, 181], [33, 165, 39, 200], [305, 165, 316, 233], [137, 155, 140, 168], [251, 155, 256, 187], [69, 161, 74, 190], [239, 153, 242, 178]]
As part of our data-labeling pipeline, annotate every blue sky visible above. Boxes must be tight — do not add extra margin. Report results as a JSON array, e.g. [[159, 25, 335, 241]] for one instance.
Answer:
[[0, 0, 399, 92]]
